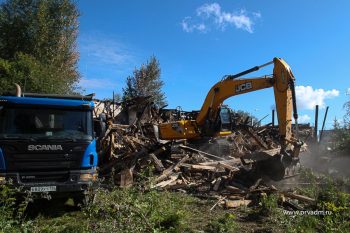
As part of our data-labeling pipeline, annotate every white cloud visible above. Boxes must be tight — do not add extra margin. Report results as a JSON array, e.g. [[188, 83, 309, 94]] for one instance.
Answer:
[[295, 86, 339, 110], [79, 34, 133, 67], [346, 88, 350, 95], [77, 33, 138, 95], [253, 12, 261, 18], [297, 114, 311, 123], [181, 17, 207, 33], [182, 3, 260, 33], [197, 3, 221, 18]]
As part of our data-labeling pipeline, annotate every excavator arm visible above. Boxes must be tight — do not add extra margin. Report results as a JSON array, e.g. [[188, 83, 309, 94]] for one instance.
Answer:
[[159, 58, 299, 147], [158, 57, 303, 181]]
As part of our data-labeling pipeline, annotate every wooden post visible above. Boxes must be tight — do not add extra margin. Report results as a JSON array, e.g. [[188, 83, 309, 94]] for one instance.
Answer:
[[319, 106, 329, 143], [314, 105, 319, 142]]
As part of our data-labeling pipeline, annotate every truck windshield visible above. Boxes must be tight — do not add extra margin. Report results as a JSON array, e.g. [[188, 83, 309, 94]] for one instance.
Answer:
[[0, 107, 93, 141]]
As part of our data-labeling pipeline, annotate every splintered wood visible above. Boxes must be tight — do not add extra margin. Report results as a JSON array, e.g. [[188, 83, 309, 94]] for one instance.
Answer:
[[95, 96, 312, 209]]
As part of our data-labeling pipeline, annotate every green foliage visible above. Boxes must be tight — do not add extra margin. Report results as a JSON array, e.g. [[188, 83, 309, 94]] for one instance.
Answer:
[[344, 99, 350, 124], [328, 97, 350, 154], [258, 193, 279, 216], [84, 188, 192, 232], [30, 214, 89, 233], [317, 179, 350, 232], [285, 215, 321, 233], [331, 118, 350, 154], [0, 184, 18, 231], [0, 186, 231, 233], [1, 174, 348, 233], [0, 0, 80, 94], [122, 56, 167, 107], [204, 213, 237, 233], [0, 184, 33, 233], [298, 168, 319, 198]]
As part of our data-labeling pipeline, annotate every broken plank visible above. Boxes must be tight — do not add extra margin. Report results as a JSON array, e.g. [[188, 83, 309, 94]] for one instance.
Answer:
[[149, 152, 165, 172], [171, 154, 186, 159], [246, 127, 269, 149], [282, 192, 316, 204], [190, 164, 217, 172], [155, 154, 190, 183], [225, 185, 246, 194], [154, 173, 180, 188], [120, 168, 133, 187], [225, 199, 252, 208], [217, 162, 240, 172], [179, 145, 225, 161], [109, 133, 115, 158], [213, 178, 222, 191], [199, 159, 241, 167]]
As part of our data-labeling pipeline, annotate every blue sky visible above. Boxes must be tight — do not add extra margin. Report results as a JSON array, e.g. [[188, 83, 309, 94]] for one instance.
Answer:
[[77, 0, 350, 128]]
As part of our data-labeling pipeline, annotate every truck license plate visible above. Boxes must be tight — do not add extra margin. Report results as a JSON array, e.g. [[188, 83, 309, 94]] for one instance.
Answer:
[[30, 186, 56, 193]]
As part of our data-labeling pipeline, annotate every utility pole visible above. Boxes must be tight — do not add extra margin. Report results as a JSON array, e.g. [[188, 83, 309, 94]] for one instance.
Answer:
[[319, 106, 329, 143], [314, 105, 319, 142]]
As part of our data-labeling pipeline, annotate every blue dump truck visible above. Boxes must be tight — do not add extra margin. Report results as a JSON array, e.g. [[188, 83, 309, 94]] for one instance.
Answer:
[[0, 89, 99, 203]]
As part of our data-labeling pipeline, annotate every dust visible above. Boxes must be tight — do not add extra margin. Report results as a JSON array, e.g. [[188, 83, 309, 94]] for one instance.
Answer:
[[267, 144, 350, 192], [300, 144, 350, 178]]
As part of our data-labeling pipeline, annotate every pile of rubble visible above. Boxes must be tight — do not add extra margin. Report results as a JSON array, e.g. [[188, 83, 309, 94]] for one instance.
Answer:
[[93, 97, 312, 209]]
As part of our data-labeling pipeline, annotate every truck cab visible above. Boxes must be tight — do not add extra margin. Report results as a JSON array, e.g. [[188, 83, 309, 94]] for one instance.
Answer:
[[0, 94, 98, 199]]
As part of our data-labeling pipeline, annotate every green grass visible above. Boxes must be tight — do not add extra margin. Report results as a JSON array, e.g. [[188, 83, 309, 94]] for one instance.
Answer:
[[0, 185, 235, 233], [204, 213, 237, 233], [1, 169, 349, 233]]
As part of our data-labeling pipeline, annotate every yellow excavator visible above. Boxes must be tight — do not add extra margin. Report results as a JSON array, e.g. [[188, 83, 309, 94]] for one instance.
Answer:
[[158, 57, 303, 180]]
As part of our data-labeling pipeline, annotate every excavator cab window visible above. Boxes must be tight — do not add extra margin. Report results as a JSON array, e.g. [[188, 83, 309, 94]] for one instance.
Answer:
[[219, 107, 232, 131]]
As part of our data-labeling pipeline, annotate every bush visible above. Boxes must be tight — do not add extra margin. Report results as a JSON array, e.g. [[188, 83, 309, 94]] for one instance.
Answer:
[[83, 187, 193, 232], [259, 194, 279, 216], [0, 184, 32, 232]]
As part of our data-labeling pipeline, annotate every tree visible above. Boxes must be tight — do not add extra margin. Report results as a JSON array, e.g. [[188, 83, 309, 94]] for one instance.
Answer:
[[330, 100, 350, 154], [122, 56, 167, 107], [0, 0, 80, 94], [331, 118, 350, 153], [232, 110, 259, 126], [344, 100, 350, 127]]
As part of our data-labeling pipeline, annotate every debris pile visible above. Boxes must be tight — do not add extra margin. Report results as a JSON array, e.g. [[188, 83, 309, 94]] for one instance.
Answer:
[[94, 97, 311, 208]]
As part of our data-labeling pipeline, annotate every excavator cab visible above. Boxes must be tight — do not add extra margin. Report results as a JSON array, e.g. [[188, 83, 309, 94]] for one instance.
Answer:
[[202, 106, 234, 137], [218, 106, 233, 132]]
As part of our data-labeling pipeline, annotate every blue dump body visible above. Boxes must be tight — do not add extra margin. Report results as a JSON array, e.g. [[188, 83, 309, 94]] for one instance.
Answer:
[[0, 96, 94, 108], [0, 95, 98, 196]]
